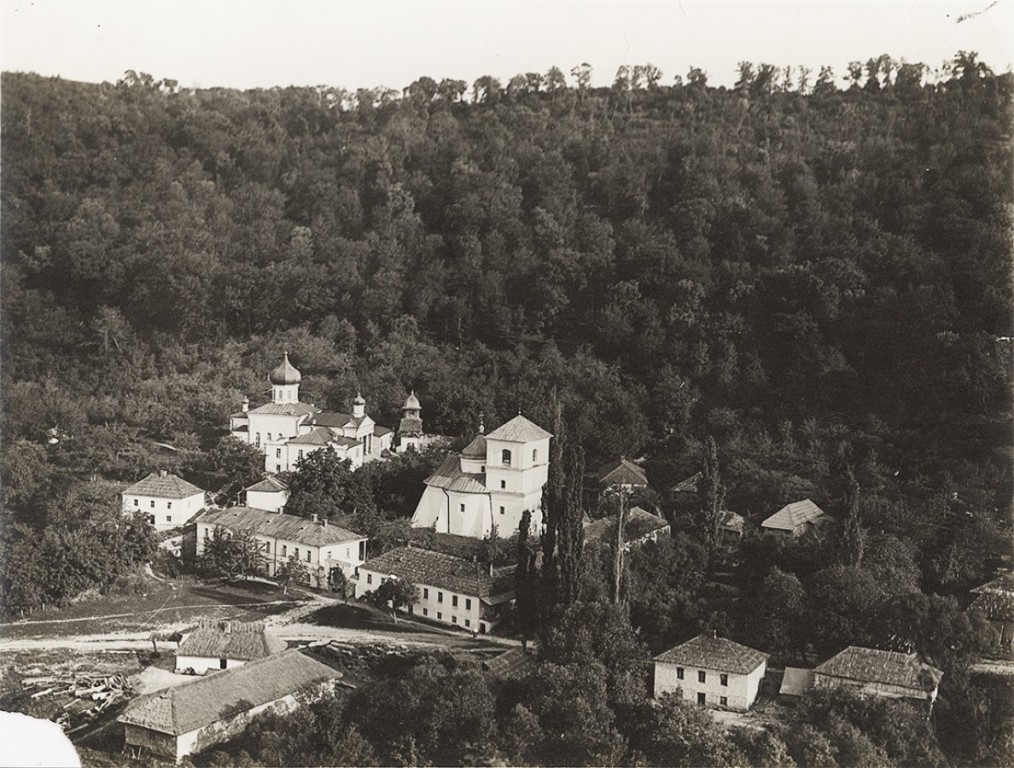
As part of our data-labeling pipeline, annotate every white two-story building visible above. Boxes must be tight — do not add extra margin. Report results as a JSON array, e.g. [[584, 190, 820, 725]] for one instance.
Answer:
[[653, 631, 769, 712], [122, 471, 206, 532], [196, 507, 367, 588]]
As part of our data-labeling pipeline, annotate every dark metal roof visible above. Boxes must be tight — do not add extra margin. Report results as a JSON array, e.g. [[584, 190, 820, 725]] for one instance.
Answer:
[[814, 647, 943, 691], [359, 546, 515, 599]]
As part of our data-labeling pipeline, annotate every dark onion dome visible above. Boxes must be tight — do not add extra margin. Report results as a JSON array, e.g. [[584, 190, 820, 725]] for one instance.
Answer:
[[269, 352, 301, 385], [403, 391, 421, 410]]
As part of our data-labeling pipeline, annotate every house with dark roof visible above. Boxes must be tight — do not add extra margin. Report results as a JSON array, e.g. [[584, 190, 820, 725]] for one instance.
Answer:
[[122, 471, 206, 532], [595, 457, 649, 489], [355, 546, 516, 634], [969, 571, 1014, 645], [719, 509, 746, 544], [410, 414, 553, 540], [583, 506, 670, 549], [243, 476, 289, 513], [653, 631, 769, 711], [175, 620, 287, 675], [196, 506, 367, 588], [228, 353, 393, 474], [119, 650, 341, 763], [814, 646, 943, 705], [761, 499, 831, 537]]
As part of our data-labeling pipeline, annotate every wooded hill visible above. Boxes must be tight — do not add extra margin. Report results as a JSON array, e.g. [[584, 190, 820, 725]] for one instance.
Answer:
[[1, 55, 1011, 581]]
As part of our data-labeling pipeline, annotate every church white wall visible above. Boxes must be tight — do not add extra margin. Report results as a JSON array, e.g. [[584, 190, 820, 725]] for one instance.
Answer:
[[410, 486, 447, 531]]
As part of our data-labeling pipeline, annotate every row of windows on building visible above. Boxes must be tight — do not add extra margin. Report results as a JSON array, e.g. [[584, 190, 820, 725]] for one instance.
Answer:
[[459, 502, 509, 514], [697, 693, 728, 706], [201, 530, 314, 562], [133, 499, 175, 508], [675, 668, 730, 686], [363, 575, 474, 612], [498, 448, 539, 467]]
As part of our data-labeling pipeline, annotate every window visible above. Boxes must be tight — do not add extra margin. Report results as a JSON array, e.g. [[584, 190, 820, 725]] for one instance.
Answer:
[[437, 612, 442, 620], [697, 693, 706, 706], [465, 598, 472, 610], [294, 548, 300, 560], [264, 542, 271, 553], [481, 466, 485, 472], [500, 481, 506, 489], [150, 500, 155, 508], [698, 671, 706, 683], [255, 433, 261, 446], [452, 616, 458, 624], [167, 502, 172, 509], [460, 503, 466, 512], [306, 551, 311, 562], [720, 674, 728, 687], [676, 667, 684, 680], [533, 449, 538, 462], [282, 545, 287, 557], [133, 499, 139, 506], [720, 696, 728, 707], [423, 588, 429, 599], [423, 608, 428, 616], [502, 449, 512, 466], [437, 592, 444, 603], [499, 506, 505, 515], [267, 433, 272, 442], [166, 516, 171, 522], [276, 448, 281, 458], [452, 595, 458, 607], [298, 450, 303, 459], [465, 619, 471, 627], [367, 574, 372, 585], [149, 515, 156, 524], [220, 659, 227, 670], [276, 465, 281, 473]]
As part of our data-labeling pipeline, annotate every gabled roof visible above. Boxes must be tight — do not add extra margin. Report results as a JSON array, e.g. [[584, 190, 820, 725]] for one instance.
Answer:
[[359, 546, 515, 599], [720, 510, 745, 532], [971, 571, 1014, 596], [424, 455, 488, 494], [287, 427, 335, 446], [672, 472, 702, 493], [969, 592, 1014, 622], [199, 507, 365, 548], [124, 472, 205, 500], [583, 507, 669, 545], [119, 651, 339, 736], [374, 425, 393, 437], [309, 411, 355, 429], [761, 499, 827, 531], [654, 632, 768, 675], [596, 457, 648, 487], [247, 402, 317, 417], [483, 648, 535, 677], [177, 620, 286, 662], [245, 476, 288, 494], [484, 414, 553, 443], [815, 647, 942, 692]]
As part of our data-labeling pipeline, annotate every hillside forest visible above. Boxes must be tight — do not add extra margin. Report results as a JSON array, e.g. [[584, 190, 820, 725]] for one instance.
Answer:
[[1, 54, 1012, 765]]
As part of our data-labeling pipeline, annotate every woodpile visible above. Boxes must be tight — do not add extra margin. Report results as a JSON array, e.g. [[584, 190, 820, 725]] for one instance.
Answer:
[[19, 672, 133, 732]]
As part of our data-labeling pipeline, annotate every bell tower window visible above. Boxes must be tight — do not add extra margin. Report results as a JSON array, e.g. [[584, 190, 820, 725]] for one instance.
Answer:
[[501, 449, 512, 467]]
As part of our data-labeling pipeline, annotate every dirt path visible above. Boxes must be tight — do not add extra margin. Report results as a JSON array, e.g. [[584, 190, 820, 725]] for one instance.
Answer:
[[4, 601, 301, 627]]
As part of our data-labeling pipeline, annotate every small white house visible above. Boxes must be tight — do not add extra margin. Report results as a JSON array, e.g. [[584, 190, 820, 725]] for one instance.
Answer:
[[653, 631, 769, 712], [175, 620, 286, 675], [355, 546, 515, 635], [243, 476, 289, 513], [122, 471, 206, 532]]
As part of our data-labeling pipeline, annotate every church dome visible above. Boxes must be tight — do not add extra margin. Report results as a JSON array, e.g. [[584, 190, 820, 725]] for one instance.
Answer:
[[269, 353, 301, 385], [403, 391, 421, 410]]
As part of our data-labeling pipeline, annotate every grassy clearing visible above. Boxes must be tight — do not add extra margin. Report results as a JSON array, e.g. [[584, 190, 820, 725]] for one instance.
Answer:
[[0, 575, 306, 639]]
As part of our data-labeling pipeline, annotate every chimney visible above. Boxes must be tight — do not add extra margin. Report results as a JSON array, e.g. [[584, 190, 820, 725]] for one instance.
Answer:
[[709, 629, 717, 639], [159, 470, 168, 478], [322, 518, 327, 528], [312, 514, 318, 523], [242, 396, 249, 413]]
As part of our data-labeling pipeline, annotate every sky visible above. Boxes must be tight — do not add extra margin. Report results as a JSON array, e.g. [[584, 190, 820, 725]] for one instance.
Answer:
[[1, 0, 1011, 91]]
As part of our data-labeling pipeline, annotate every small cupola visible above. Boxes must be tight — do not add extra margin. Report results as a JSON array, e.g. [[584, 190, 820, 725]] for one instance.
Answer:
[[269, 353, 301, 403], [352, 392, 366, 419]]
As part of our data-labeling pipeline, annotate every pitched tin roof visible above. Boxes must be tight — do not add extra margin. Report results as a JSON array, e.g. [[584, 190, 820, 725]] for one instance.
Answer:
[[424, 455, 488, 495], [119, 650, 339, 735], [359, 546, 515, 600], [374, 425, 393, 437], [245, 476, 288, 494], [971, 571, 1014, 596], [461, 434, 487, 457], [596, 457, 649, 487], [780, 667, 816, 696], [309, 411, 355, 429], [484, 414, 553, 443], [177, 620, 286, 661], [761, 499, 827, 531], [654, 632, 768, 675], [199, 507, 364, 548], [124, 472, 205, 500], [815, 647, 943, 691]]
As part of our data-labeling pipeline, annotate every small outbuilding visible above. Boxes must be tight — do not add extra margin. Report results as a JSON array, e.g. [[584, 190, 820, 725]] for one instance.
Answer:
[[653, 631, 769, 711], [175, 620, 286, 675], [119, 650, 341, 763], [761, 499, 830, 537], [243, 476, 289, 513]]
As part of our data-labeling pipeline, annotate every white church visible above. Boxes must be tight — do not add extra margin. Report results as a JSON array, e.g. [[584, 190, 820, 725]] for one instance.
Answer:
[[410, 414, 553, 539], [229, 353, 395, 473]]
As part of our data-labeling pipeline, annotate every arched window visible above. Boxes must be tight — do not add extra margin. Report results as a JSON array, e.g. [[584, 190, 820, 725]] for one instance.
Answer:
[[502, 449, 512, 467]]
